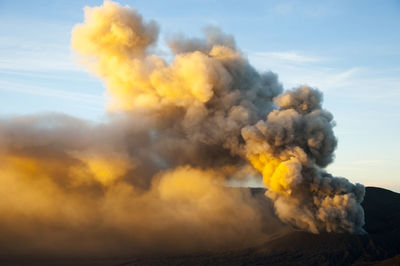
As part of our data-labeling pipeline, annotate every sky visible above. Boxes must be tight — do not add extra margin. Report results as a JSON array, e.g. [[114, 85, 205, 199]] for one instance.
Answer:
[[0, 0, 399, 192]]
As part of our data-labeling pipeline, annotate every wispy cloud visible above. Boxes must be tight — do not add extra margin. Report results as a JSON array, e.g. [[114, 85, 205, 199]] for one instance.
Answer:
[[248, 50, 400, 105], [251, 51, 323, 64], [0, 80, 104, 106], [248, 50, 355, 87], [0, 26, 80, 73], [272, 0, 336, 18], [0, 69, 93, 82], [352, 160, 384, 165], [0, 59, 79, 73], [0, 51, 79, 73]]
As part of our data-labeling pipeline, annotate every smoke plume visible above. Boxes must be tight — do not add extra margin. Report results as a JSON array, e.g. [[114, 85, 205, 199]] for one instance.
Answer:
[[0, 0, 364, 256]]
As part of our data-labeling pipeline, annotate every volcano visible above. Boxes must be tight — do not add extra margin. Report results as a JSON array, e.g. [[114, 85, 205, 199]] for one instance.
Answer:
[[0, 2, 397, 265], [1, 186, 399, 266]]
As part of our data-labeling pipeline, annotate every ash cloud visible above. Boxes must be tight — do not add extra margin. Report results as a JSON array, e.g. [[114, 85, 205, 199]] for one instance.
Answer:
[[0, 0, 364, 257], [0, 113, 280, 256]]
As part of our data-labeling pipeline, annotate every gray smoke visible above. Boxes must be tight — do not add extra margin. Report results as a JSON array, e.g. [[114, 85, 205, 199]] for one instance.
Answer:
[[0, 0, 365, 257]]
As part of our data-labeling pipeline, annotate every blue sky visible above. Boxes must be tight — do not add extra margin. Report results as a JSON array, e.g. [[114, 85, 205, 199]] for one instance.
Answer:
[[0, 0, 399, 191]]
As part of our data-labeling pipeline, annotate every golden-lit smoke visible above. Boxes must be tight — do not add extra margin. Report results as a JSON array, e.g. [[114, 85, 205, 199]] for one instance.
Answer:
[[0, 0, 365, 257], [0, 114, 281, 256], [242, 86, 365, 233], [71, 0, 230, 111]]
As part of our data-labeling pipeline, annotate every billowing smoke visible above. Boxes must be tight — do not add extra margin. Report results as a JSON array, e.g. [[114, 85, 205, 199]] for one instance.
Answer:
[[0, 0, 364, 257], [242, 87, 365, 233], [0, 114, 283, 256]]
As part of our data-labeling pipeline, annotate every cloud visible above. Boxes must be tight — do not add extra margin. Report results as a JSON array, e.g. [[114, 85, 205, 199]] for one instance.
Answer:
[[272, 0, 335, 18], [0, 80, 104, 105], [248, 51, 400, 102], [249, 51, 324, 64]]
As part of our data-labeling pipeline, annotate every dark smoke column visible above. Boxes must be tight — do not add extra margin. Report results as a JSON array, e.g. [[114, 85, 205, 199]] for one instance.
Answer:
[[242, 86, 365, 233]]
